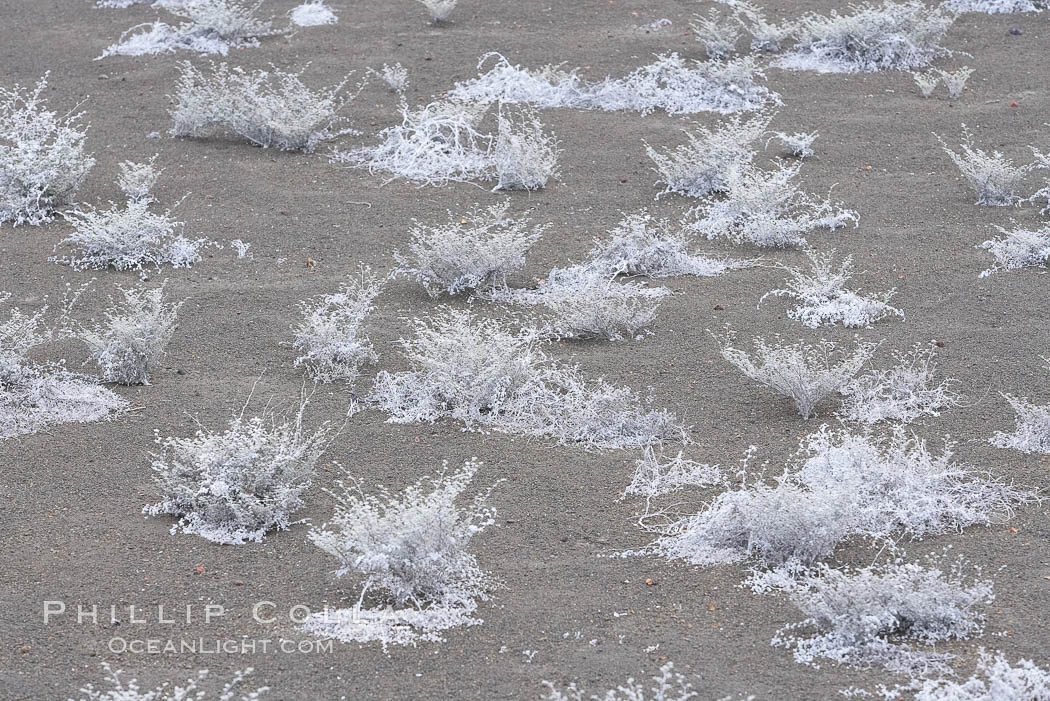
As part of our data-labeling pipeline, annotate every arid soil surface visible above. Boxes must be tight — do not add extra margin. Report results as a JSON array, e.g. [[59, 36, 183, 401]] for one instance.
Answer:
[[1, 1, 1049, 699]]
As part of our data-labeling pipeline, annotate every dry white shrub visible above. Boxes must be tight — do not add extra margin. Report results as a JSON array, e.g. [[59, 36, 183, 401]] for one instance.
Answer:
[[944, 0, 1044, 13], [394, 203, 547, 297], [293, 266, 383, 384], [719, 335, 876, 419], [936, 66, 974, 98], [644, 427, 1034, 571], [492, 106, 561, 191], [542, 663, 733, 701], [912, 70, 940, 97], [0, 297, 127, 440], [144, 393, 331, 544], [304, 459, 496, 647], [978, 223, 1050, 276], [768, 131, 817, 158], [170, 62, 360, 152], [761, 250, 903, 328], [913, 649, 1050, 700], [687, 162, 857, 248], [290, 0, 337, 27], [58, 199, 205, 272], [990, 390, 1050, 455], [646, 112, 770, 199], [774, 557, 993, 676], [839, 344, 960, 424], [589, 211, 751, 278], [417, 0, 457, 23], [334, 101, 493, 185], [1032, 148, 1050, 215], [447, 52, 777, 116], [691, 8, 741, 60], [377, 63, 408, 93], [1, 74, 94, 227], [622, 446, 722, 501], [937, 126, 1035, 206], [74, 664, 268, 701], [100, 0, 284, 57], [81, 284, 182, 386], [370, 309, 684, 450], [775, 1, 953, 73], [733, 0, 796, 52], [117, 156, 161, 202]]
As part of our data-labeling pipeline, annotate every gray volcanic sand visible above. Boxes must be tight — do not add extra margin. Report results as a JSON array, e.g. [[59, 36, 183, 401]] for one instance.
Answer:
[[1, 1, 1049, 699]]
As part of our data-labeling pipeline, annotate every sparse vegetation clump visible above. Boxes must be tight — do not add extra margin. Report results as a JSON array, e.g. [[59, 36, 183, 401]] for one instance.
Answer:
[[990, 391, 1050, 455], [686, 162, 857, 248], [393, 203, 547, 297], [290, 0, 337, 27], [690, 8, 741, 60], [448, 53, 777, 115], [719, 335, 876, 419], [144, 393, 331, 544], [589, 211, 751, 278], [761, 250, 903, 328], [304, 459, 497, 646], [937, 67, 975, 98], [335, 101, 493, 185], [645, 427, 1033, 571], [839, 344, 960, 424], [944, 0, 1045, 13], [0, 74, 94, 227], [492, 106, 561, 191], [913, 70, 941, 97], [417, 0, 458, 23], [937, 126, 1035, 206], [81, 284, 182, 386], [101, 0, 284, 57], [74, 664, 268, 701], [0, 297, 127, 439], [117, 156, 161, 203], [775, 1, 953, 73], [293, 266, 383, 384], [774, 557, 993, 676], [978, 223, 1050, 276], [734, 1, 796, 52], [768, 130, 817, 158], [622, 446, 722, 501], [370, 309, 684, 450], [542, 663, 709, 701], [913, 649, 1050, 700], [646, 112, 770, 199], [170, 62, 360, 152]]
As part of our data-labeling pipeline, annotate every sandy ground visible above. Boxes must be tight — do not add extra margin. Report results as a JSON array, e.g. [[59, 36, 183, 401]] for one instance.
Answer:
[[1, 0, 1049, 699]]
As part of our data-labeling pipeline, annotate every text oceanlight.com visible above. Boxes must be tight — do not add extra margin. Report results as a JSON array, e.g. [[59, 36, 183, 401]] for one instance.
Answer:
[[106, 637, 332, 655]]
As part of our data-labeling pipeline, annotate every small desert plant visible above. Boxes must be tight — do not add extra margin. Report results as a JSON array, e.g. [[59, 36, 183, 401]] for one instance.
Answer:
[[622, 446, 721, 501], [687, 162, 857, 248], [589, 211, 751, 278], [913, 649, 1050, 700], [0, 74, 94, 226], [1032, 148, 1050, 215], [59, 198, 205, 272], [761, 249, 903, 328], [290, 0, 337, 26], [937, 125, 1035, 206], [978, 222, 1050, 276], [74, 664, 268, 701], [81, 284, 182, 385], [733, 1, 796, 52], [943, 0, 1045, 14], [768, 131, 817, 158], [774, 556, 993, 676], [377, 63, 408, 93], [718, 335, 876, 419], [542, 663, 707, 701], [117, 156, 161, 202], [536, 267, 662, 341], [646, 112, 771, 198], [936, 66, 974, 98], [101, 0, 284, 57], [170, 62, 360, 152], [335, 101, 493, 185], [775, 1, 953, 73], [393, 203, 547, 296], [303, 459, 496, 646], [417, 0, 457, 23], [990, 390, 1050, 455], [144, 392, 331, 544], [492, 106, 561, 191], [690, 8, 741, 60], [370, 309, 684, 449], [912, 70, 941, 97], [293, 266, 383, 384], [839, 344, 960, 424]]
